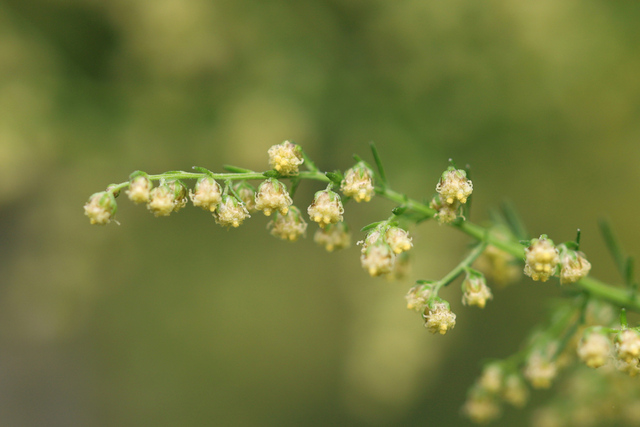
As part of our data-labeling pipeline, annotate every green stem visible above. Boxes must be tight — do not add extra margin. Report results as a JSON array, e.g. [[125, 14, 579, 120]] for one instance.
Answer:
[[432, 241, 487, 296]]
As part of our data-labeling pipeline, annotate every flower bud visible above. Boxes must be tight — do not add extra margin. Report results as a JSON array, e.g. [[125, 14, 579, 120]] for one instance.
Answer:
[[307, 188, 344, 227], [360, 240, 395, 277], [524, 235, 559, 282], [523, 350, 557, 389], [313, 222, 351, 252], [474, 243, 521, 287], [462, 269, 493, 309], [126, 173, 152, 204], [502, 374, 529, 408], [167, 180, 188, 211], [268, 206, 307, 241], [268, 140, 303, 176], [615, 329, 640, 363], [385, 227, 413, 254], [147, 185, 175, 217], [190, 176, 222, 212], [234, 182, 257, 212], [577, 331, 611, 368], [84, 191, 117, 225], [558, 244, 592, 285], [430, 195, 459, 224], [255, 179, 293, 216], [436, 167, 473, 205], [615, 358, 640, 377], [479, 364, 503, 393], [215, 195, 250, 228], [424, 301, 456, 335], [405, 284, 431, 312], [462, 391, 501, 424], [340, 162, 375, 202]]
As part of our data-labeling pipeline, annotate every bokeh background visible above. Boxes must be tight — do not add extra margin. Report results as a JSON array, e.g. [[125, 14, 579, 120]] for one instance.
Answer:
[[1, 1, 640, 426]]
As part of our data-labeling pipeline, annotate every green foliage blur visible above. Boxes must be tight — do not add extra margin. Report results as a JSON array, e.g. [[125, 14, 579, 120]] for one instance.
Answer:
[[1, 1, 640, 426]]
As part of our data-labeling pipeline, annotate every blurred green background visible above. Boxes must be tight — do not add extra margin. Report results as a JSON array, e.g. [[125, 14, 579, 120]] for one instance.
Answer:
[[1, 1, 640, 426]]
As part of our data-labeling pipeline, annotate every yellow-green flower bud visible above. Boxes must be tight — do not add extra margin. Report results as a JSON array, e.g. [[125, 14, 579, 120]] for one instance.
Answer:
[[479, 364, 503, 393], [424, 301, 456, 335], [578, 331, 611, 368], [255, 178, 293, 216], [385, 227, 413, 254], [340, 162, 374, 202], [558, 244, 592, 285], [405, 284, 431, 311], [502, 374, 529, 408], [268, 206, 307, 241], [215, 195, 250, 228], [430, 195, 460, 224], [360, 240, 395, 277], [313, 222, 351, 252], [615, 329, 640, 363], [523, 351, 557, 389], [308, 189, 344, 227], [462, 269, 493, 309], [147, 185, 175, 217], [524, 235, 559, 282], [268, 140, 303, 176], [436, 167, 473, 205], [84, 191, 117, 225], [126, 174, 152, 204], [190, 177, 222, 212], [234, 182, 257, 212]]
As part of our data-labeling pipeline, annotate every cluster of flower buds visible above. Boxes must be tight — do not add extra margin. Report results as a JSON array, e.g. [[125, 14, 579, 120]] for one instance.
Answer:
[[340, 161, 375, 202], [523, 235, 560, 282], [267, 140, 303, 176], [461, 268, 493, 309], [313, 222, 351, 252], [358, 225, 412, 277], [215, 194, 251, 228], [430, 166, 473, 224], [268, 206, 307, 241], [463, 363, 529, 423]]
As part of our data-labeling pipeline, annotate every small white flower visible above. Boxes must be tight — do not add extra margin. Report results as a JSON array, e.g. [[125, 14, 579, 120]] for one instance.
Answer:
[[313, 222, 351, 252], [147, 186, 175, 217], [462, 271, 493, 309], [385, 227, 413, 254], [558, 245, 592, 284], [405, 284, 431, 311], [360, 241, 395, 277], [615, 329, 640, 363]]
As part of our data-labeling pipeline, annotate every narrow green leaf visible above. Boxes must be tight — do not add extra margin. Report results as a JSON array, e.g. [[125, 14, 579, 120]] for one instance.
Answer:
[[192, 166, 214, 176], [369, 142, 388, 185], [289, 177, 301, 198], [325, 171, 343, 186], [501, 201, 530, 240], [392, 206, 407, 216], [598, 218, 627, 280], [223, 165, 254, 173], [626, 257, 636, 289], [361, 221, 385, 232]]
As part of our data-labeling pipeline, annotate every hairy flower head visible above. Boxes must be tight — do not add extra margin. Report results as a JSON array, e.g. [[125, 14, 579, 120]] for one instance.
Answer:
[[84, 191, 117, 225], [190, 176, 222, 212], [268, 140, 303, 176], [558, 244, 592, 285], [234, 182, 257, 212], [268, 206, 307, 241], [578, 331, 611, 368], [126, 174, 152, 204], [615, 329, 640, 363], [424, 301, 456, 335], [524, 235, 559, 282], [436, 167, 473, 205], [405, 284, 432, 312], [385, 227, 413, 254], [147, 183, 183, 217], [215, 195, 250, 228], [255, 179, 292, 216], [462, 269, 493, 309], [340, 162, 375, 202], [430, 195, 460, 224], [524, 351, 557, 389], [308, 188, 344, 227], [360, 240, 395, 277], [313, 222, 351, 252]]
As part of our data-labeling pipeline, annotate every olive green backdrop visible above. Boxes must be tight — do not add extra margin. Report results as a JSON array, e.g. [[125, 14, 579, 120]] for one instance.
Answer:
[[1, 1, 639, 426]]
